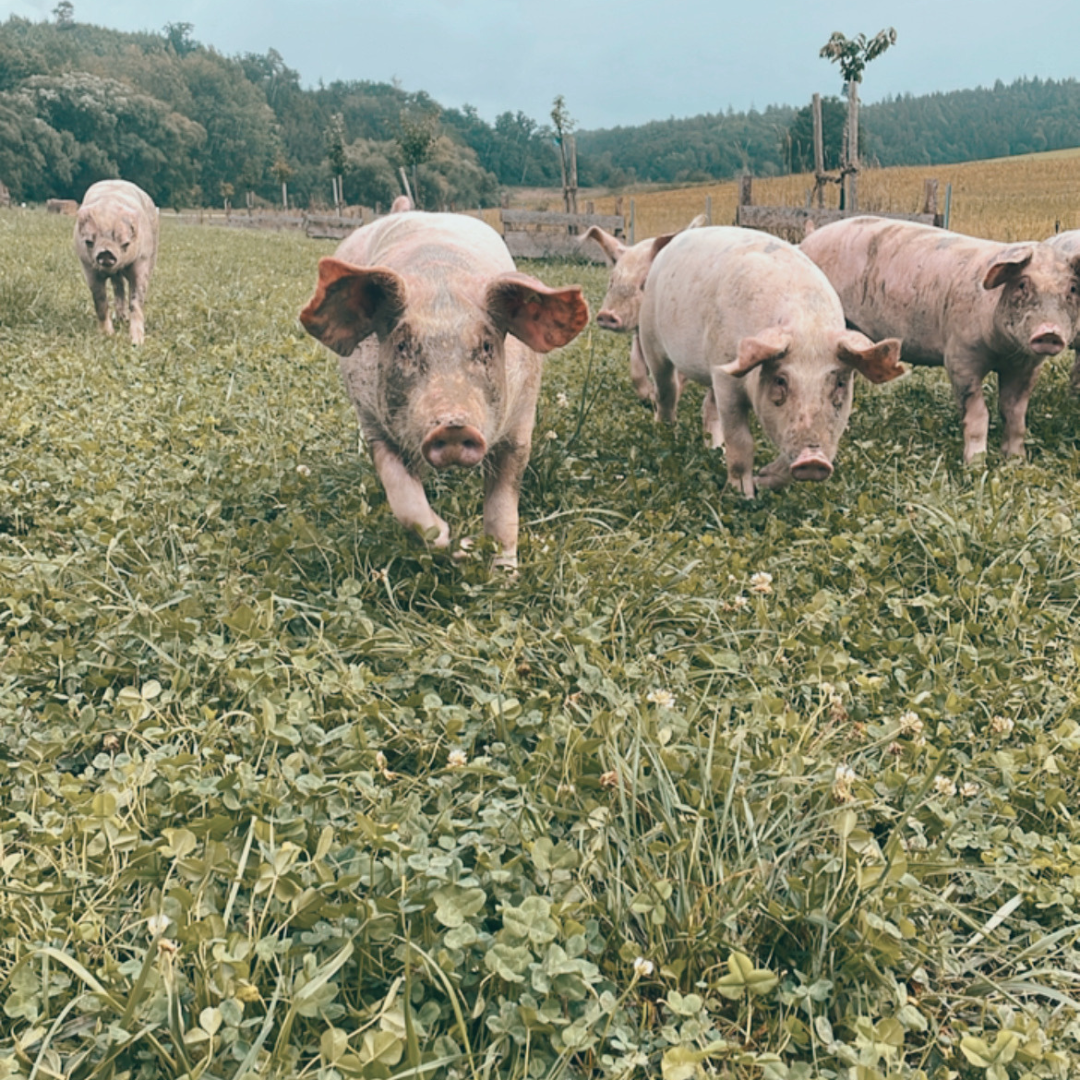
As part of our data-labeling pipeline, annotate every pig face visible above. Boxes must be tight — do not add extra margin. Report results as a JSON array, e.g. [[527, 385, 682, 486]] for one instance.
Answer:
[[300, 258, 588, 471], [583, 227, 678, 333], [984, 245, 1080, 359], [76, 208, 137, 272], [720, 328, 904, 483]]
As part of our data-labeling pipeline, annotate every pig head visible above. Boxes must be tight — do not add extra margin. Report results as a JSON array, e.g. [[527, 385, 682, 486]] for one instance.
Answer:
[[718, 327, 904, 492], [300, 214, 588, 569]]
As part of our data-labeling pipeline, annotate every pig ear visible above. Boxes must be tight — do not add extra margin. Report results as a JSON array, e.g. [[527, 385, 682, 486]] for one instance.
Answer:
[[983, 246, 1035, 290], [581, 226, 626, 265], [685, 214, 708, 229], [718, 327, 792, 377], [299, 257, 406, 356], [649, 233, 677, 260], [487, 273, 590, 353], [390, 195, 414, 213], [836, 331, 906, 384]]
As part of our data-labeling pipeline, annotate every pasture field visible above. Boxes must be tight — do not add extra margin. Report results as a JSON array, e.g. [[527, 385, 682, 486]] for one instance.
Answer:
[[553, 148, 1080, 242], [3, 207, 1080, 1080]]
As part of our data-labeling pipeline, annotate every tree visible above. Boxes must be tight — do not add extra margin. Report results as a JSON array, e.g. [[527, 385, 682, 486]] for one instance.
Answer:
[[271, 151, 293, 208], [325, 111, 346, 209], [53, 2, 74, 28], [820, 27, 897, 208], [164, 22, 197, 56], [396, 107, 438, 206], [550, 94, 576, 211]]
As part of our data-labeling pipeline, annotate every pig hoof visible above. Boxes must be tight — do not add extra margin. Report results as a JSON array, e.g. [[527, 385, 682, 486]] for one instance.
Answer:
[[452, 537, 475, 562], [417, 520, 452, 548]]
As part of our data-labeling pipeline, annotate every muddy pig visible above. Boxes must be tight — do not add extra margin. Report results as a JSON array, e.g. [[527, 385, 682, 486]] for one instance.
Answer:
[[299, 209, 589, 569], [802, 216, 1080, 461], [639, 226, 904, 497], [582, 214, 706, 404], [1046, 229, 1080, 390], [75, 179, 158, 345]]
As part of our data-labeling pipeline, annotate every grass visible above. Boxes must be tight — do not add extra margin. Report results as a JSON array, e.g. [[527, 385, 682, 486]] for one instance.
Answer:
[[2, 204, 1080, 1079], [514, 146, 1080, 243]]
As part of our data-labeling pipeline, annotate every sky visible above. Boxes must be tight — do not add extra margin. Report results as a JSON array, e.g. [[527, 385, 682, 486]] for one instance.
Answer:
[[2, 0, 1079, 129]]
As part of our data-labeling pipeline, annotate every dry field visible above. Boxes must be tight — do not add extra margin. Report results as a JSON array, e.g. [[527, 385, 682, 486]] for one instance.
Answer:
[[508, 147, 1080, 243]]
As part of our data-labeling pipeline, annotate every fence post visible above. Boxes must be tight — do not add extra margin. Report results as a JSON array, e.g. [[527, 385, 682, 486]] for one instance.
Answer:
[[629, 199, 636, 245], [705, 195, 712, 224]]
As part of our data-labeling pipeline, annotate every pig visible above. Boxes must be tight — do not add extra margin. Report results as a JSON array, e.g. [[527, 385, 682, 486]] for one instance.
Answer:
[[639, 226, 904, 497], [582, 214, 707, 404], [299, 210, 589, 569], [1045, 229, 1080, 390], [74, 179, 159, 345], [801, 216, 1080, 461]]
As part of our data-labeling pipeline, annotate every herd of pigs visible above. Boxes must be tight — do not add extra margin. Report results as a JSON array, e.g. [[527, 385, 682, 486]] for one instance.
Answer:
[[74, 178, 1080, 570]]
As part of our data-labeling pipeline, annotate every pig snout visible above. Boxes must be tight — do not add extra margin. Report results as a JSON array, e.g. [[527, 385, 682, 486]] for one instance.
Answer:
[[790, 447, 834, 482], [1029, 323, 1067, 355], [421, 424, 488, 469], [596, 309, 623, 331], [95, 249, 117, 268]]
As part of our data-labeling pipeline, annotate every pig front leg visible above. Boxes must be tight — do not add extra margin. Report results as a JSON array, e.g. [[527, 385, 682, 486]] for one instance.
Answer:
[[483, 440, 530, 571], [369, 439, 450, 548], [946, 352, 990, 462], [998, 360, 1043, 457], [712, 374, 756, 498], [629, 333, 655, 404], [702, 389, 724, 448], [127, 260, 151, 345], [754, 457, 793, 491], [111, 274, 128, 324], [84, 269, 114, 336]]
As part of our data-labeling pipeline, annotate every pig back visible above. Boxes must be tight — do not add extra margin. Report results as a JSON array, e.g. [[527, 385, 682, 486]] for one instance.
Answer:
[[334, 211, 515, 281], [800, 217, 1013, 365]]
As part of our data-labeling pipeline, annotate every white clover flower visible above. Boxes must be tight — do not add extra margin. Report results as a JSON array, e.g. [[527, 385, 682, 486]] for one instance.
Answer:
[[556, 392, 570, 408], [545, 430, 558, 440], [899, 711, 924, 736], [887, 741, 904, 756], [296, 463, 311, 477], [147, 913, 170, 937], [959, 781, 979, 798], [934, 775, 957, 798], [447, 749, 468, 768], [750, 571, 773, 595], [832, 763, 856, 803], [820, 682, 837, 698], [646, 688, 677, 708], [599, 770, 619, 789], [990, 714, 1015, 735], [732, 595, 749, 610], [633, 956, 654, 977]]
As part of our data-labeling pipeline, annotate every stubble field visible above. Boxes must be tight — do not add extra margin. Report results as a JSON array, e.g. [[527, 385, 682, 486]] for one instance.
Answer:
[[3, 194, 1080, 1080]]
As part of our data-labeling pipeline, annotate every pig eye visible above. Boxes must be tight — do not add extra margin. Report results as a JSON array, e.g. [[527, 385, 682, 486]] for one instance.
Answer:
[[774, 374, 788, 391], [482, 340, 494, 357], [396, 341, 409, 356], [85, 239, 93, 247]]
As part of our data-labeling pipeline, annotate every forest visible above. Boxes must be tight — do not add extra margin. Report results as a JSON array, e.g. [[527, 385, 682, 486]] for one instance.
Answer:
[[3, 12, 1080, 207]]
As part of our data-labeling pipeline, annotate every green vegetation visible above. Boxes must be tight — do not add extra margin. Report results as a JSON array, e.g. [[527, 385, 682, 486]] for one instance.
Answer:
[[4, 211, 1080, 1079], [4, 13, 1080, 207]]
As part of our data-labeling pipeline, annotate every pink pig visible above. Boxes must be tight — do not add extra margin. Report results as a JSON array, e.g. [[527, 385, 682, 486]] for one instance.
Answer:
[[300, 210, 589, 569], [802, 216, 1080, 461], [639, 227, 904, 497], [582, 214, 706, 404]]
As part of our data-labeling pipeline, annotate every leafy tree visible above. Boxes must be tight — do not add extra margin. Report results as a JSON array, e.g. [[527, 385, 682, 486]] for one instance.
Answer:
[[53, 2, 74, 29], [396, 106, 438, 206], [163, 21, 197, 56], [788, 96, 847, 173]]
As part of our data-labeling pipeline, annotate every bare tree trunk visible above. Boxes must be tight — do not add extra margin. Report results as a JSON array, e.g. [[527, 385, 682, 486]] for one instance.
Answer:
[[847, 81, 859, 212], [812, 93, 825, 208]]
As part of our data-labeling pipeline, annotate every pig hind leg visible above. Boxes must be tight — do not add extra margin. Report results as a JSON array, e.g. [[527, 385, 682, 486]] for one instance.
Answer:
[[127, 262, 151, 345], [998, 361, 1043, 457], [947, 358, 991, 462], [370, 439, 451, 548]]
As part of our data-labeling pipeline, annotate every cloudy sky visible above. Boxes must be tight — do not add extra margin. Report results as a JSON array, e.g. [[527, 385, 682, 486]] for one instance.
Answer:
[[3, 0, 1078, 129]]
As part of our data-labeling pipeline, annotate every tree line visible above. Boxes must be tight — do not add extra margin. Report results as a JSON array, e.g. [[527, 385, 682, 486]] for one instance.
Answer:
[[3, 13, 1080, 208]]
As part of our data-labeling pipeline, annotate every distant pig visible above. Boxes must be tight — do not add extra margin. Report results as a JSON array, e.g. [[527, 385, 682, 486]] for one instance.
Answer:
[[1046, 229, 1080, 389], [74, 179, 158, 345], [639, 227, 904, 497], [802, 216, 1080, 461], [300, 211, 589, 569], [582, 214, 706, 403]]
